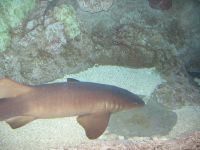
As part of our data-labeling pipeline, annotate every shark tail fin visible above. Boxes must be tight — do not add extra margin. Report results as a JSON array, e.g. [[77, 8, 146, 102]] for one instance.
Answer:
[[0, 78, 32, 98]]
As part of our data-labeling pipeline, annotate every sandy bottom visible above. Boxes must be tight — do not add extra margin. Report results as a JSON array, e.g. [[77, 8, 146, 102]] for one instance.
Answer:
[[0, 65, 199, 150]]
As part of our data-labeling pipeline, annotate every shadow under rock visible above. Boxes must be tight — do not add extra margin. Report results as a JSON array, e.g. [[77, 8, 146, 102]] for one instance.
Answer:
[[108, 100, 177, 138]]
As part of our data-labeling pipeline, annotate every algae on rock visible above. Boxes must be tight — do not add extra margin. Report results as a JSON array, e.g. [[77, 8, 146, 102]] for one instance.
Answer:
[[0, 18, 10, 52], [53, 4, 81, 39], [0, 0, 36, 52]]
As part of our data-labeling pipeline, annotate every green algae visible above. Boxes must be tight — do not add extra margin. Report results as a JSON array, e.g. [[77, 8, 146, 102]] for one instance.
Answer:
[[53, 4, 81, 39], [0, 0, 36, 52]]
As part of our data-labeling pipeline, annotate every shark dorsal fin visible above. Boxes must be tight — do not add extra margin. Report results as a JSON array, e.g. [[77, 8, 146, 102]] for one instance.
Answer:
[[0, 78, 32, 98], [67, 78, 80, 83]]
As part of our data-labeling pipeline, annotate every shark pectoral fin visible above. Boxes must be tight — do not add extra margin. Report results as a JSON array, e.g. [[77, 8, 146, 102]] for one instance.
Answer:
[[6, 116, 36, 129], [0, 78, 32, 98], [77, 113, 110, 139]]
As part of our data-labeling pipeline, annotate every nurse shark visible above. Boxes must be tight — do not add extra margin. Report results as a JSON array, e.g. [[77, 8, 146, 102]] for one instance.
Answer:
[[0, 78, 144, 139]]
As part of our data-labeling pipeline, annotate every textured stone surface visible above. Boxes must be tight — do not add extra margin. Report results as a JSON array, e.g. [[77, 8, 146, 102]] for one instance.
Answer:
[[109, 101, 177, 138], [151, 75, 200, 109], [148, 0, 172, 10], [77, 0, 114, 13], [57, 132, 200, 150], [0, 0, 36, 52]]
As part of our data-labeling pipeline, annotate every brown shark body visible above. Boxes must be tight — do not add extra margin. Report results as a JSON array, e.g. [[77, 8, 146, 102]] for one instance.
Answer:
[[0, 78, 144, 139]]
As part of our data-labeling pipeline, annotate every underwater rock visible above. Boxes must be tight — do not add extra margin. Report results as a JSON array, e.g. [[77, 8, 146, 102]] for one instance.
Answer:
[[91, 22, 180, 73], [148, 0, 172, 10], [44, 22, 67, 54], [77, 0, 113, 13], [188, 69, 200, 79], [109, 100, 177, 137], [53, 4, 81, 39], [0, 0, 36, 52], [59, 131, 200, 150], [0, 0, 199, 85], [185, 53, 200, 80], [151, 75, 200, 109], [9, 28, 92, 83]]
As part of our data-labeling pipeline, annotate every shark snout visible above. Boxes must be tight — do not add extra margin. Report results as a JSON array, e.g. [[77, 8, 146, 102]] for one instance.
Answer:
[[128, 95, 145, 108]]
